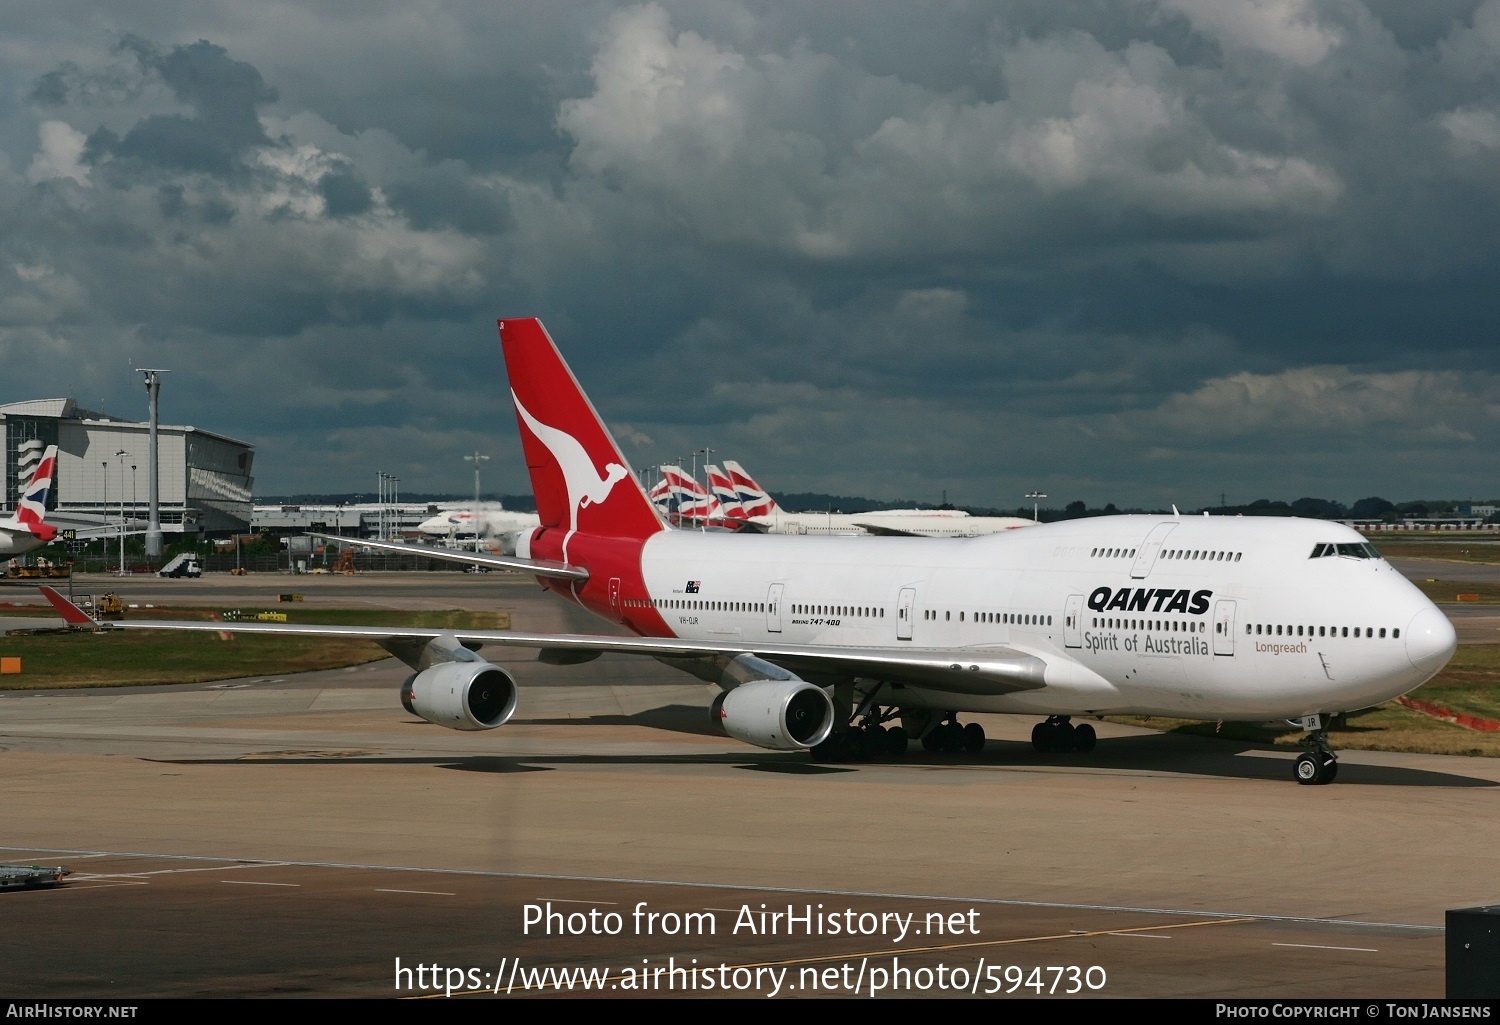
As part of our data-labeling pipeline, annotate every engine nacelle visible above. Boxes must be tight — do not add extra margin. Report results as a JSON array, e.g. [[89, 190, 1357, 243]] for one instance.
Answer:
[[401, 661, 518, 731], [711, 677, 836, 751]]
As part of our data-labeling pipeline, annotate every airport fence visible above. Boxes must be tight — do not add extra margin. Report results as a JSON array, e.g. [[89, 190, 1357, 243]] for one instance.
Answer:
[[61, 552, 482, 575], [202, 553, 473, 574]]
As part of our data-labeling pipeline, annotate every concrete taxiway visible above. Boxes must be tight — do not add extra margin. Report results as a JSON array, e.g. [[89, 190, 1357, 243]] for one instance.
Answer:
[[1, 570, 1497, 998]]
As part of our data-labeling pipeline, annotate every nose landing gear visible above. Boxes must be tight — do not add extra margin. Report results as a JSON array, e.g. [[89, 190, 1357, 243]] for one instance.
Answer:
[[1294, 717, 1339, 785]]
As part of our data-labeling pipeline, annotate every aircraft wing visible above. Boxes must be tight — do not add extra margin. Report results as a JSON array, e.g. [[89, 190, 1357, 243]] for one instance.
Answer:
[[306, 533, 587, 581], [851, 522, 925, 537], [38, 586, 1044, 696]]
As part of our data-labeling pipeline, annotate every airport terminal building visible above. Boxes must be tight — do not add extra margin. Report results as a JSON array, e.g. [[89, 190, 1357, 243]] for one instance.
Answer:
[[0, 398, 254, 535]]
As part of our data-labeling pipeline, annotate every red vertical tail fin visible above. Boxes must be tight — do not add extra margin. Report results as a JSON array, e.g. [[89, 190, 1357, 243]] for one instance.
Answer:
[[499, 319, 665, 540]]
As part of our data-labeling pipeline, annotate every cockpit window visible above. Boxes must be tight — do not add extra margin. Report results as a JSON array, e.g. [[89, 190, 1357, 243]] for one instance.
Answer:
[[1311, 542, 1383, 560]]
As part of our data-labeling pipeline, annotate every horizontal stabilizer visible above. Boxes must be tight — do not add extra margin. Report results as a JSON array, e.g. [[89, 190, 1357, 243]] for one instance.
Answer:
[[306, 533, 588, 581]]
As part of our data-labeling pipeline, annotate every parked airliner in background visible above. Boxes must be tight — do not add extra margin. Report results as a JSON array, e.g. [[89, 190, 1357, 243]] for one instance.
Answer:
[[42, 319, 1457, 785], [415, 503, 539, 540], [1, 444, 59, 560], [720, 460, 1034, 537]]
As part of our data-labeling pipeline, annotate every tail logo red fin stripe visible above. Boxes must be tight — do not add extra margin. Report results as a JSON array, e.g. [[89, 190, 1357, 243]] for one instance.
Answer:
[[512, 391, 629, 531]]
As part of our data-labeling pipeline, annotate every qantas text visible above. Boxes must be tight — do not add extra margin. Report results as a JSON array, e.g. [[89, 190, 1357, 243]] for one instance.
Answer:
[[1088, 586, 1213, 616]]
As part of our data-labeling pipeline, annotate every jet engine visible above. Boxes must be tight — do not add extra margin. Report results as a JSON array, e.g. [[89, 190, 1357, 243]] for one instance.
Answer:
[[708, 654, 836, 751], [400, 661, 518, 731]]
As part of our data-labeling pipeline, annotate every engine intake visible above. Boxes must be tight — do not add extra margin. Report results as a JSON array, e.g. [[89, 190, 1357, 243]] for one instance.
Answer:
[[710, 657, 835, 751], [401, 661, 518, 731]]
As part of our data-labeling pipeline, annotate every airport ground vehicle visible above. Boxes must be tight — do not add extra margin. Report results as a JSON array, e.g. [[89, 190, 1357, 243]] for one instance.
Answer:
[[157, 554, 202, 578]]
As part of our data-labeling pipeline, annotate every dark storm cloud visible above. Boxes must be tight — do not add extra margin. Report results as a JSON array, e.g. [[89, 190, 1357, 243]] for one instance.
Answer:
[[386, 163, 511, 234], [2, 2, 1499, 507], [84, 37, 275, 177], [318, 170, 373, 217]]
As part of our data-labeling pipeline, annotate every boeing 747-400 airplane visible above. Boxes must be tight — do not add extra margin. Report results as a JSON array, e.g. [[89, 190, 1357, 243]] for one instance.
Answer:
[[42, 320, 1456, 785]]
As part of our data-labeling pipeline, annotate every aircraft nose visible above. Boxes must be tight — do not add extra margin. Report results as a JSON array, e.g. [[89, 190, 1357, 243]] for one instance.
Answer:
[[1406, 606, 1457, 676]]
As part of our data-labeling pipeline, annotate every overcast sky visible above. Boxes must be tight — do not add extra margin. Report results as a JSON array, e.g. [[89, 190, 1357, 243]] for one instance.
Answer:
[[3, 1, 1499, 509]]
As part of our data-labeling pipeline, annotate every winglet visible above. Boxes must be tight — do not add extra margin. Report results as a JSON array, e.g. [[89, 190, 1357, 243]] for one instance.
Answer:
[[39, 586, 98, 626]]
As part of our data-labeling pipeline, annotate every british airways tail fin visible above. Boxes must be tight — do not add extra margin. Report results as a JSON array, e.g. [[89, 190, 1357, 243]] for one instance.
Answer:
[[15, 444, 58, 539], [498, 319, 665, 540], [657, 465, 716, 521], [721, 460, 781, 519], [704, 464, 744, 520]]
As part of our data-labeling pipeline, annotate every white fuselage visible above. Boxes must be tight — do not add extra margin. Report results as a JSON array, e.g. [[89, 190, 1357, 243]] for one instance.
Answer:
[[0, 521, 46, 559], [748, 509, 1033, 537], [627, 515, 1453, 721], [417, 509, 541, 537]]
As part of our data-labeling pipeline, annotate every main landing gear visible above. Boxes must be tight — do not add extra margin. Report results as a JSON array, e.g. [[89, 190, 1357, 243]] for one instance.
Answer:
[[1293, 719, 1338, 785], [920, 715, 986, 754], [809, 702, 906, 761], [1030, 716, 1097, 754], [809, 705, 985, 761]]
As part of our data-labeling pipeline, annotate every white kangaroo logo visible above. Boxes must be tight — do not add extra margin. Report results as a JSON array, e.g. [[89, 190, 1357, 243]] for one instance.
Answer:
[[513, 391, 629, 529]]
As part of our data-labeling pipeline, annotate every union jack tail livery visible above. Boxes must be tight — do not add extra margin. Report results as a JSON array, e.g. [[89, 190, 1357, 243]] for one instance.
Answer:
[[722, 459, 780, 519], [656, 465, 717, 522], [499, 318, 664, 541], [15, 444, 58, 540], [704, 464, 744, 520], [1, 443, 59, 556]]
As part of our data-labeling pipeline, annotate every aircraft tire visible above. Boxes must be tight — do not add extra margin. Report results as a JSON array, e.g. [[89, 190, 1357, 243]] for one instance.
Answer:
[[886, 726, 908, 756], [1048, 722, 1075, 753], [1294, 753, 1321, 784], [1074, 723, 1097, 753], [942, 723, 964, 753], [962, 722, 985, 753]]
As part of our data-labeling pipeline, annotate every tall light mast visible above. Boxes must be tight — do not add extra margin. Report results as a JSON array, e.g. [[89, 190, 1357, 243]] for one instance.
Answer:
[[1026, 491, 1047, 524], [138, 370, 169, 559], [465, 451, 489, 551]]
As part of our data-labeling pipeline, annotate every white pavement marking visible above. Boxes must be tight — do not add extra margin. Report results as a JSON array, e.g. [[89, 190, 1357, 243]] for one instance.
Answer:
[[222, 880, 300, 887], [376, 888, 456, 896], [72, 863, 289, 880], [1272, 942, 1378, 952]]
